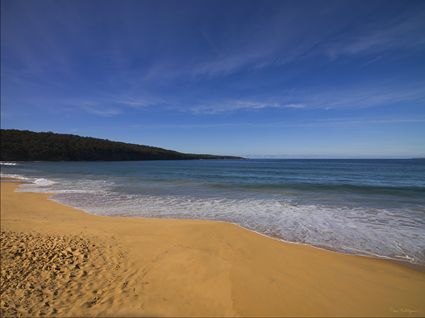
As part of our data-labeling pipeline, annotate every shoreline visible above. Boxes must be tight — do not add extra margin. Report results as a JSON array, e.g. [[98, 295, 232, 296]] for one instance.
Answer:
[[0, 169, 425, 271], [1, 180, 425, 316], [10, 177, 424, 270], [3, 176, 425, 270]]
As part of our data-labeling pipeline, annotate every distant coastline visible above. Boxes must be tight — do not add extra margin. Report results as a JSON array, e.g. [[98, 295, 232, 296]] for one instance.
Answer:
[[0, 129, 243, 161]]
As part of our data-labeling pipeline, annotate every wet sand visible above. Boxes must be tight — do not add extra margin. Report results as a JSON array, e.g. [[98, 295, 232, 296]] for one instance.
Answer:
[[1, 181, 425, 317]]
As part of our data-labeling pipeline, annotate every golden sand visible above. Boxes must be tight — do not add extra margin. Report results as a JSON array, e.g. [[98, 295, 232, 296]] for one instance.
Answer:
[[1, 181, 425, 317]]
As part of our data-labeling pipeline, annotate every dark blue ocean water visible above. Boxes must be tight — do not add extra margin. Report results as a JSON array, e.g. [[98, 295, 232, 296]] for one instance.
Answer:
[[2, 159, 425, 264]]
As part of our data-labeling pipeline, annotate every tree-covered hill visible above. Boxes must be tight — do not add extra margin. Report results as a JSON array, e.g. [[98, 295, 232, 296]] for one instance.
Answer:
[[0, 129, 243, 161]]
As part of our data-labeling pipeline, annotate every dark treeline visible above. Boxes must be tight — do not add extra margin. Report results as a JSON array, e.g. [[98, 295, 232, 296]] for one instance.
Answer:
[[0, 129, 242, 161]]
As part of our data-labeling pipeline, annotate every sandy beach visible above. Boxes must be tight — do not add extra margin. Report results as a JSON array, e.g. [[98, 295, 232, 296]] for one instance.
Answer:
[[1, 181, 425, 317]]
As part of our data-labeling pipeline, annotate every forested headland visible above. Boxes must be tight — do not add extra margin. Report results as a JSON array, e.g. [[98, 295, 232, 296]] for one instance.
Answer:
[[0, 129, 243, 161]]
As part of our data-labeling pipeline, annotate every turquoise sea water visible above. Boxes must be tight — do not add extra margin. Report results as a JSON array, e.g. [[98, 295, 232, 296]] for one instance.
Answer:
[[2, 159, 425, 264]]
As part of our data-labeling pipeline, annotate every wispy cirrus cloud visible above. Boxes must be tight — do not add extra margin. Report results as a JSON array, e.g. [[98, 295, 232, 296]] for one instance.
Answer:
[[17, 78, 424, 118], [25, 95, 158, 118], [305, 84, 425, 110], [128, 117, 425, 130], [64, 80, 425, 116], [142, 2, 425, 81], [66, 96, 162, 117], [55, 100, 121, 117], [79, 106, 121, 117], [4, 0, 425, 90], [113, 95, 164, 109], [182, 99, 305, 114], [173, 81, 425, 114], [325, 9, 425, 59]]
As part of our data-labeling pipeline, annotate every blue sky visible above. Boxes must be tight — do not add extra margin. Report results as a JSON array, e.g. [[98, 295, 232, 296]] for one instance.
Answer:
[[1, 0, 425, 158]]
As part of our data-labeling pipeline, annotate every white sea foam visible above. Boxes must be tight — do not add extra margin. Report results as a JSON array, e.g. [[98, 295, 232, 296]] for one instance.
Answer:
[[47, 189, 100, 194], [33, 178, 57, 186], [49, 191, 425, 264], [0, 162, 18, 166], [16, 177, 114, 196], [0, 173, 29, 180]]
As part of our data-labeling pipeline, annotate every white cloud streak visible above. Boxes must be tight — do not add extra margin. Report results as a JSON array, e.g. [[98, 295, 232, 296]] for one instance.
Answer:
[[143, 3, 425, 80], [176, 81, 425, 114], [188, 101, 306, 114], [128, 117, 425, 130], [325, 9, 425, 59]]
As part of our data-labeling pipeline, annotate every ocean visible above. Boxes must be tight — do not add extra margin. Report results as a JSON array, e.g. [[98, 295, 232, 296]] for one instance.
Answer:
[[1, 159, 425, 264]]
